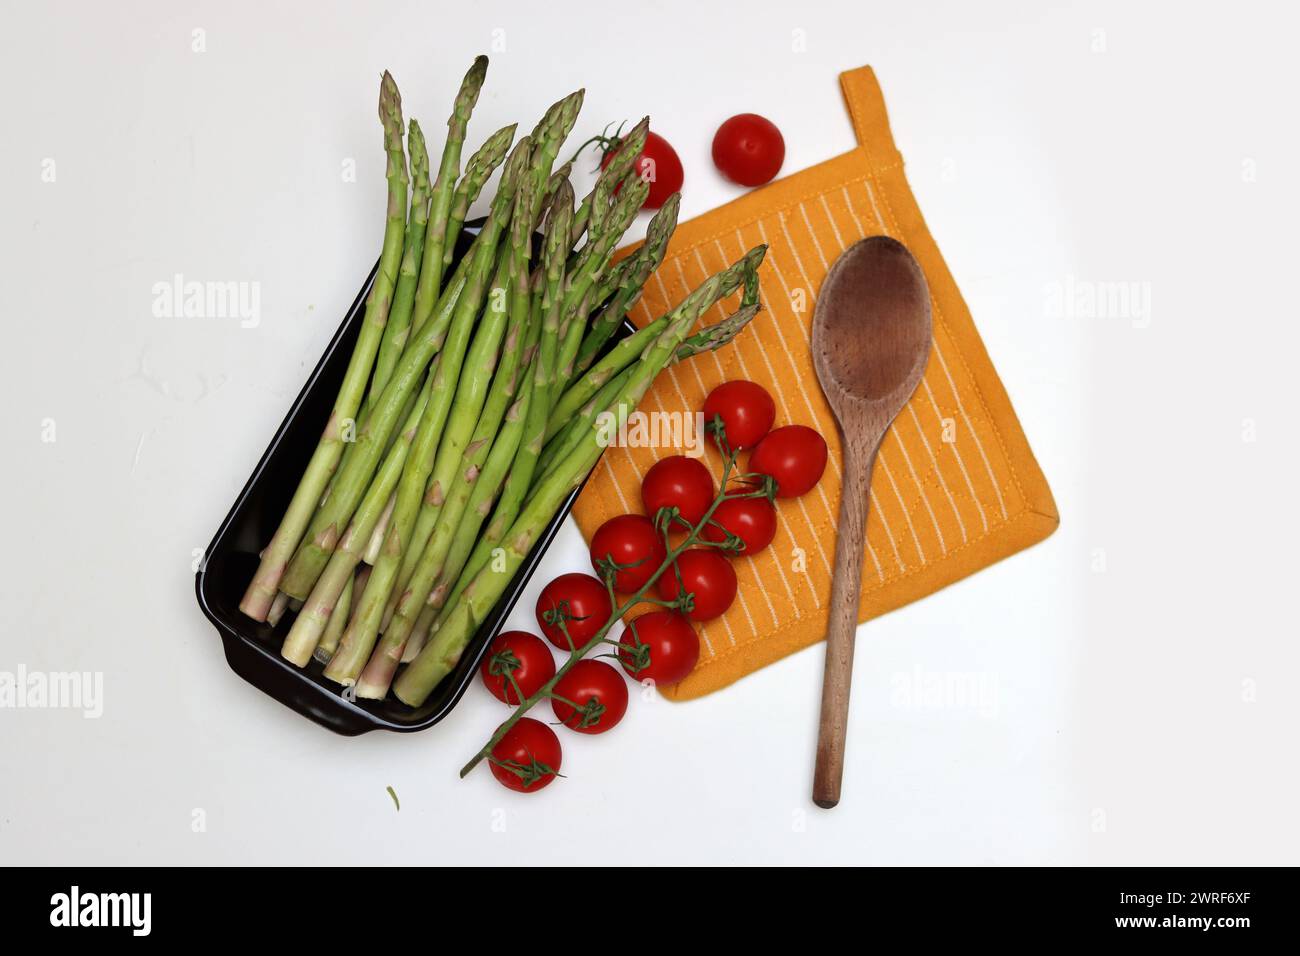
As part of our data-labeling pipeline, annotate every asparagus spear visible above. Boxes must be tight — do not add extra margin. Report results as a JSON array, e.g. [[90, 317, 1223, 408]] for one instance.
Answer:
[[535, 161, 573, 228], [393, 246, 767, 706], [278, 138, 528, 601], [406, 126, 514, 354], [314, 555, 356, 663], [266, 591, 291, 627], [327, 122, 431, 520], [411, 56, 488, 333], [280, 368, 434, 665], [530, 180, 575, 415], [239, 71, 408, 621], [321, 565, 372, 663], [673, 300, 765, 359], [433, 123, 517, 282], [401, 604, 438, 663], [370, 118, 430, 400], [362, 490, 396, 563], [524, 91, 583, 222]]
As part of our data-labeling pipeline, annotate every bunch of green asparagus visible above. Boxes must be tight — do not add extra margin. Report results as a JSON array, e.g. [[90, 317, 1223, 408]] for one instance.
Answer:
[[239, 57, 766, 708]]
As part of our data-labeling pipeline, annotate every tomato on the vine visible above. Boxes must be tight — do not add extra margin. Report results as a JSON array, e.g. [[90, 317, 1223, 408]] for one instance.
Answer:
[[703, 495, 778, 555], [642, 455, 715, 526], [656, 548, 737, 622], [703, 380, 776, 450], [479, 630, 556, 705], [489, 718, 563, 793], [589, 513, 667, 593], [536, 573, 613, 651], [712, 113, 785, 187], [601, 130, 683, 209], [618, 611, 700, 687], [749, 425, 827, 498], [551, 659, 629, 734]]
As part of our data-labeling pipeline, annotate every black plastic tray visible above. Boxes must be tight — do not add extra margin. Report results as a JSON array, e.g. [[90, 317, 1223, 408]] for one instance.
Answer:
[[196, 223, 625, 735]]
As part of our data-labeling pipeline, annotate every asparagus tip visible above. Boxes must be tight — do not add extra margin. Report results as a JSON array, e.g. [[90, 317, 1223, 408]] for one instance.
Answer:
[[408, 118, 428, 171], [379, 71, 405, 148], [380, 70, 401, 110], [624, 116, 650, 146]]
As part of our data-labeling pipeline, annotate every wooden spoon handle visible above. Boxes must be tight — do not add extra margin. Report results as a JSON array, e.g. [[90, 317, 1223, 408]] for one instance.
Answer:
[[812, 435, 879, 809]]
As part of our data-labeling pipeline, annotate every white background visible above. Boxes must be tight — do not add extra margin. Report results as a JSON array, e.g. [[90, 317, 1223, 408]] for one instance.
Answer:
[[3, 0, 1297, 865]]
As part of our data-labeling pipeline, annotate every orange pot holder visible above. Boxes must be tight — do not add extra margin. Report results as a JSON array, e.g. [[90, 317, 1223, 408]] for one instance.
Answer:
[[572, 65, 1059, 701]]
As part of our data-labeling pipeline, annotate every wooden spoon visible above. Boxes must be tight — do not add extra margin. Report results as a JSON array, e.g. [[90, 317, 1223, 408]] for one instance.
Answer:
[[810, 236, 932, 809]]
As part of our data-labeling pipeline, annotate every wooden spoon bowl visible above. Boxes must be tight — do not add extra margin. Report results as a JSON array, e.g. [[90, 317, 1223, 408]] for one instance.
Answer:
[[810, 236, 932, 809]]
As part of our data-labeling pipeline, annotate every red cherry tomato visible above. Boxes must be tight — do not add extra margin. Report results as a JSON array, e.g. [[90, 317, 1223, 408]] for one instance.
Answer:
[[618, 611, 700, 686], [656, 548, 737, 622], [535, 573, 613, 651], [601, 130, 683, 209], [712, 114, 785, 187], [589, 514, 667, 593], [749, 425, 827, 498], [489, 718, 563, 793], [479, 630, 557, 705], [702, 495, 778, 555], [551, 659, 629, 734], [702, 380, 776, 450], [641, 455, 715, 526]]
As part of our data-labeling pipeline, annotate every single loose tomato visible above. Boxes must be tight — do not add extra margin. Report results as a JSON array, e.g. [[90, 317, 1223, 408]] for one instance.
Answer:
[[712, 114, 785, 187], [618, 611, 700, 686], [589, 514, 667, 593], [749, 425, 827, 498], [602, 130, 683, 209], [642, 455, 715, 526], [703, 496, 778, 555], [656, 548, 737, 622], [702, 380, 776, 450], [489, 718, 563, 793], [536, 573, 613, 651], [551, 659, 629, 734], [479, 630, 557, 705]]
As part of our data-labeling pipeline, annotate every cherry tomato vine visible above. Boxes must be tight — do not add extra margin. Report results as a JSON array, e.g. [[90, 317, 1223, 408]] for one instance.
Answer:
[[467, 423, 778, 781]]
